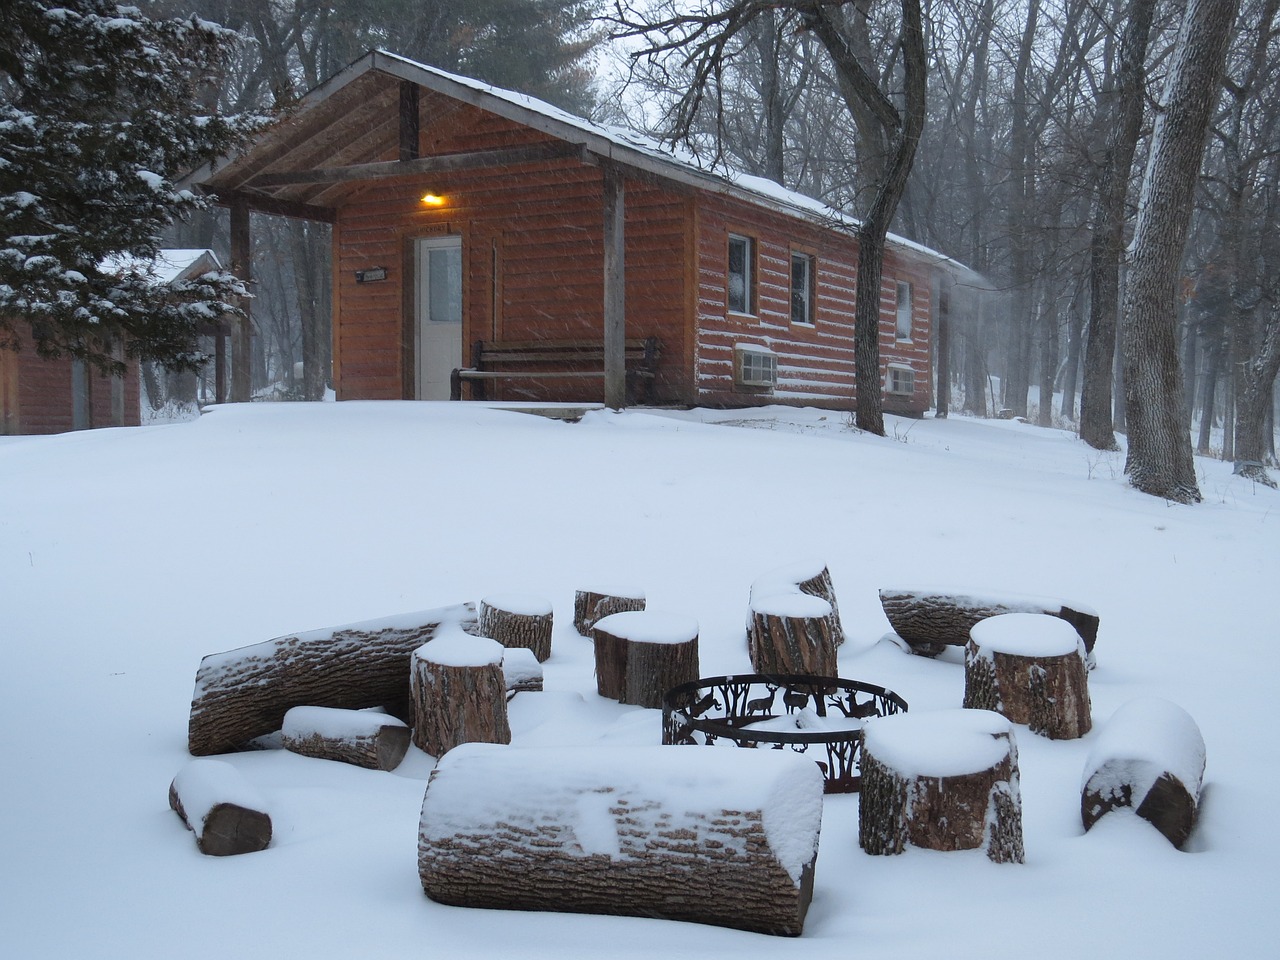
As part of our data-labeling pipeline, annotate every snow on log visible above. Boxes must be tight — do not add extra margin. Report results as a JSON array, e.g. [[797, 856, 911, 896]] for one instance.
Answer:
[[187, 603, 476, 756], [573, 585, 645, 636], [859, 709, 1024, 864], [281, 706, 411, 771], [879, 587, 1099, 659], [169, 759, 272, 856], [592, 610, 699, 708], [410, 632, 511, 758], [418, 743, 824, 936], [1081, 697, 1206, 848], [748, 561, 846, 666], [964, 613, 1092, 740], [501, 646, 543, 695], [479, 594, 553, 662]]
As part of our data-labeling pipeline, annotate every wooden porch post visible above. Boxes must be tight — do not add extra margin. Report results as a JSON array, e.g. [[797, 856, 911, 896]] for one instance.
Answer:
[[229, 198, 252, 402], [602, 163, 625, 410]]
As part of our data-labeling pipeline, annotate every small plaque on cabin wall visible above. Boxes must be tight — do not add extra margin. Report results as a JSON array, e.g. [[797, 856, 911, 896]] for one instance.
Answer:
[[354, 266, 388, 283]]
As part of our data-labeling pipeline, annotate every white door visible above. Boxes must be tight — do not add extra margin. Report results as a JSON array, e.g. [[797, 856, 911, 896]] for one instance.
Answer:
[[414, 235, 463, 399]]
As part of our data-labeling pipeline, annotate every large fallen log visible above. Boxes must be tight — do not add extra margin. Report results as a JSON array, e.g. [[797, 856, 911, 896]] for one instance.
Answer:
[[1081, 697, 1206, 848], [418, 743, 824, 936], [281, 706, 411, 771], [187, 603, 475, 756], [879, 587, 1099, 659], [169, 759, 272, 856]]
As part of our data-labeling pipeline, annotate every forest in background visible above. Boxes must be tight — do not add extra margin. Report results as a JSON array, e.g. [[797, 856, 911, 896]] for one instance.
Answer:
[[150, 0, 1278, 472]]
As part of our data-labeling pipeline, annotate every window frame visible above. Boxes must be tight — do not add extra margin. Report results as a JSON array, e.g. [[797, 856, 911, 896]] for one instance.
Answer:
[[727, 233, 757, 316], [790, 250, 816, 326], [895, 279, 914, 341], [886, 364, 915, 396]]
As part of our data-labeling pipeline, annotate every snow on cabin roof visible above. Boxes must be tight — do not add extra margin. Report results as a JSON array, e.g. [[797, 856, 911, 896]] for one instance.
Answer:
[[365, 50, 980, 280], [101, 248, 222, 285]]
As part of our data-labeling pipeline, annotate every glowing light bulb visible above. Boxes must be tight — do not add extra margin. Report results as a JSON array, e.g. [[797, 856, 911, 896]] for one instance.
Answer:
[[420, 192, 444, 206]]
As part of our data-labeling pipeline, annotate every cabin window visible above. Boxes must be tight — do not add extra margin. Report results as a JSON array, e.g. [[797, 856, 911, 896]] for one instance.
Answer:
[[895, 280, 913, 341], [727, 234, 756, 315], [790, 252, 815, 325], [886, 365, 915, 396]]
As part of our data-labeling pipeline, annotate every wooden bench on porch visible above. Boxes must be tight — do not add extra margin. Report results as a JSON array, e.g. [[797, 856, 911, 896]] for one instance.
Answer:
[[450, 337, 662, 403]]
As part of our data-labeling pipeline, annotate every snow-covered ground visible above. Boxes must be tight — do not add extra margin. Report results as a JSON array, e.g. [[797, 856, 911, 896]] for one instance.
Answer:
[[1, 401, 1276, 958]]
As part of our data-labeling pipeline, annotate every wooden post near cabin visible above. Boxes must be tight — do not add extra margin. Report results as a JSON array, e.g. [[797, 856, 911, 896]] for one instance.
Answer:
[[410, 634, 511, 758], [602, 162, 625, 410], [229, 197, 252, 403]]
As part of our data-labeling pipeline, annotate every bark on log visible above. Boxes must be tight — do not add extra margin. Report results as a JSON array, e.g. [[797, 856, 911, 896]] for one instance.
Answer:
[[411, 634, 511, 758], [479, 594, 553, 662], [573, 588, 645, 636], [879, 588, 1099, 658], [859, 709, 1024, 864], [169, 759, 272, 856], [187, 604, 476, 755], [418, 744, 823, 936], [501, 646, 543, 695], [281, 706, 411, 771], [592, 611, 699, 708], [1081, 697, 1206, 848], [964, 614, 1092, 740], [748, 594, 838, 676], [749, 560, 846, 650]]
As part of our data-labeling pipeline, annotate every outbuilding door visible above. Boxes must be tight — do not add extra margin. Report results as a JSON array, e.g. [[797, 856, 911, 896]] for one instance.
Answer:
[[414, 235, 463, 400]]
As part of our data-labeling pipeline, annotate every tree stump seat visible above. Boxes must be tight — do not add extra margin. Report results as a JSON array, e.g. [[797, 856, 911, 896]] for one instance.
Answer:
[[410, 632, 511, 758], [500, 646, 543, 695], [479, 594, 553, 662], [879, 587, 1099, 661], [169, 759, 272, 856], [1081, 697, 1206, 848], [418, 743, 824, 936], [573, 585, 645, 636], [859, 709, 1025, 863], [964, 613, 1092, 739], [281, 706, 411, 770], [592, 610, 699, 708], [748, 560, 844, 674]]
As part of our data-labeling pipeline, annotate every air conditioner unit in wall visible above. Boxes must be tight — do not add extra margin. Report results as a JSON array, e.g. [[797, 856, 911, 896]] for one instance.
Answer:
[[885, 365, 915, 396], [734, 344, 778, 388]]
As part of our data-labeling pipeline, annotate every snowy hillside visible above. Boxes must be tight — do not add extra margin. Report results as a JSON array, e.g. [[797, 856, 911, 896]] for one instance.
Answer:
[[1, 401, 1276, 959]]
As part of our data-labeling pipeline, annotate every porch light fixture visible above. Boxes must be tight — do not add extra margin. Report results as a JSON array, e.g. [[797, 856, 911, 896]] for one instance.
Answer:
[[420, 191, 445, 206]]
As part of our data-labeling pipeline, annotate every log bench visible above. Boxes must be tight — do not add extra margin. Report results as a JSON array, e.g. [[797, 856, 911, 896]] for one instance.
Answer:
[[748, 560, 845, 675], [418, 743, 824, 935], [1081, 697, 1206, 848], [450, 337, 662, 402]]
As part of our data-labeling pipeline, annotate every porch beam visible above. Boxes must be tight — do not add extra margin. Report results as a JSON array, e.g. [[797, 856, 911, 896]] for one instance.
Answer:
[[205, 188, 336, 223], [602, 163, 626, 410], [245, 141, 583, 189]]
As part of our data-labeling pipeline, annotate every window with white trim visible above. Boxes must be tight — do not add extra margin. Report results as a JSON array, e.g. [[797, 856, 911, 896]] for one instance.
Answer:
[[790, 252, 815, 325], [734, 344, 777, 388], [727, 234, 756, 315], [886, 365, 915, 396], [895, 280, 913, 341]]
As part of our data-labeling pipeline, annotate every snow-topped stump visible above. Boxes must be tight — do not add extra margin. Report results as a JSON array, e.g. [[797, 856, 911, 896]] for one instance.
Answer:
[[501, 646, 543, 695], [479, 594, 553, 662], [748, 560, 844, 675], [879, 587, 1099, 660], [281, 706, 411, 771], [964, 613, 1092, 740], [859, 709, 1024, 864], [410, 632, 511, 758], [169, 759, 272, 856], [418, 743, 824, 936], [592, 611, 699, 708], [573, 586, 645, 636], [1081, 697, 1206, 848], [187, 603, 476, 756]]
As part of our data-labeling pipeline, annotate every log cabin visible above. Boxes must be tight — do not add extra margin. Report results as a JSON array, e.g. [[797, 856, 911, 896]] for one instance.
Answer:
[[182, 50, 981, 414], [0, 249, 223, 435]]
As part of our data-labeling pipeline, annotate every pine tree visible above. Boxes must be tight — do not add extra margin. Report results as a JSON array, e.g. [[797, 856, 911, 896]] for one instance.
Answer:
[[0, 0, 267, 374]]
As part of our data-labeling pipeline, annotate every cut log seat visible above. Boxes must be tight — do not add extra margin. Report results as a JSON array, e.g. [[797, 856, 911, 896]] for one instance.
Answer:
[[1081, 697, 1206, 848], [410, 632, 511, 758], [451, 337, 662, 403], [879, 587, 1099, 660], [418, 743, 824, 936], [573, 585, 645, 636], [592, 610, 699, 709], [479, 594, 553, 662], [281, 706, 411, 771], [187, 603, 476, 756], [169, 759, 272, 856]]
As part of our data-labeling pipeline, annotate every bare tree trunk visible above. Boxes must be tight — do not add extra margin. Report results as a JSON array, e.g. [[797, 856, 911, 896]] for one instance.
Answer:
[[1232, 309, 1280, 483], [1123, 0, 1238, 502]]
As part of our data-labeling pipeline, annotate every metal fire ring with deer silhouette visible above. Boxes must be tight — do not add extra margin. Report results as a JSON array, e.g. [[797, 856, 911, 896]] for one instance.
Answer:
[[661, 674, 909, 794]]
